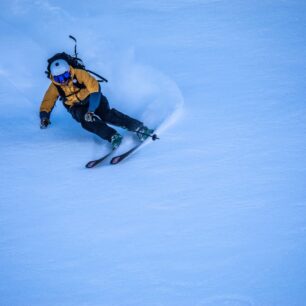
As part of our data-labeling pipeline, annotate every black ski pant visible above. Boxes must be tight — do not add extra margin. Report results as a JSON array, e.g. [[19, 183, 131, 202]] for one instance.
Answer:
[[66, 94, 143, 142]]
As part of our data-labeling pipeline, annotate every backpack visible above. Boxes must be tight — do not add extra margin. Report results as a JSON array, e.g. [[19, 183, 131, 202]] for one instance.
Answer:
[[45, 52, 108, 101]]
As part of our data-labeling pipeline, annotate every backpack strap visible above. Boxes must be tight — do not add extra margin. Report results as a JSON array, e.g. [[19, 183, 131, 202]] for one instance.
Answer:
[[85, 69, 108, 83]]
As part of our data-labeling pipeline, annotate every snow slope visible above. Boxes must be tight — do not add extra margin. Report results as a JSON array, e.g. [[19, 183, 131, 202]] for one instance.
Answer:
[[1, 1, 306, 305]]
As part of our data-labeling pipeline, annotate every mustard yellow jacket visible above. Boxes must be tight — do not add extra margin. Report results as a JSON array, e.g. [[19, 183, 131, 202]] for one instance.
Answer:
[[40, 67, 99, 115]]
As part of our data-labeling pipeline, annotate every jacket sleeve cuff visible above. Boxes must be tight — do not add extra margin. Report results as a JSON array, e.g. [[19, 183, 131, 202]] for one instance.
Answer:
[[40, 111, 50, 119], [87, 92, 101, 112]]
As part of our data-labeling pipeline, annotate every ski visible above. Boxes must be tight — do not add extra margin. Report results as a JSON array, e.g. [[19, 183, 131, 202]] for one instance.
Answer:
[[85, 149, 115, 168], [87, 131, 159, 167], [110, 132, 159, 165]]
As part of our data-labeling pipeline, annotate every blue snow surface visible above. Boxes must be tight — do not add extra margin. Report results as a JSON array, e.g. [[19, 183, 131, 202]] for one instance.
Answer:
[[0, 0, 306, 305]]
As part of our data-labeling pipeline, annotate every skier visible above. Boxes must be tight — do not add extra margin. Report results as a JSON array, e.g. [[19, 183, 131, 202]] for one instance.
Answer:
[[39, 57, 153, 149]]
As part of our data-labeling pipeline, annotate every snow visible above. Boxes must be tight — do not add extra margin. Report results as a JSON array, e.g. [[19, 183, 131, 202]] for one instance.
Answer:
[[1, 0, 306, 305]]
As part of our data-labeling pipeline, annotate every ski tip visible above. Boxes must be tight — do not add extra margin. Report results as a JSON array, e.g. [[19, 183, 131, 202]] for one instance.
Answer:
[[110, 156, 121, 165], [85, 161, 96, 168]]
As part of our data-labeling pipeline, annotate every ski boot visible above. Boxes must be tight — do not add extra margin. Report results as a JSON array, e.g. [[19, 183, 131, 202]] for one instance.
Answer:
[[135, 125, 154, 142], [110, 133, 122, 150]]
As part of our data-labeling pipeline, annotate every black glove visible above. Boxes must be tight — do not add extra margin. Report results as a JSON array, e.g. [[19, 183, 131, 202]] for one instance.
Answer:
[[40, 118, 51, 129]]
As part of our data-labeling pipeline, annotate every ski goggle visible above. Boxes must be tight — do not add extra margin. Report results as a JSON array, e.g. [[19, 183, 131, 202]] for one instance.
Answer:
[[53, 71, 71, 84]]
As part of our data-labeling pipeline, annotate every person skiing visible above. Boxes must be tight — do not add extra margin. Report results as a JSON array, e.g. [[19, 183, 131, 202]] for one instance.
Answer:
[[39, 56, 153, 149]]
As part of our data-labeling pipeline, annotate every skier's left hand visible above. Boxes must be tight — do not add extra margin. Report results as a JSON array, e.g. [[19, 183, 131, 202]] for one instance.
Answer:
[[84, 112, 95, 122]]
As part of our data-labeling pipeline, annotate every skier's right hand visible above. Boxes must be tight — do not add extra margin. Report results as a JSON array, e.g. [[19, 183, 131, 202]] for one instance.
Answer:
[[40, 118, 51, 129]]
